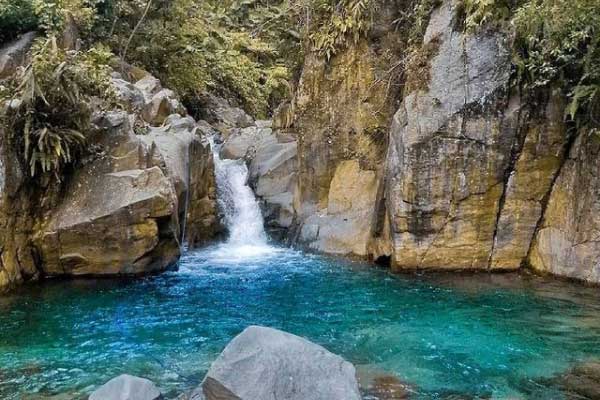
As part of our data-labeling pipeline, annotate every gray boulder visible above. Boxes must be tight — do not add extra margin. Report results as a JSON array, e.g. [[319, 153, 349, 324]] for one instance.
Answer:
[[89, 374, 162, 400], [112, 78, 146, 112], [0, 32, 36, 79], [199, 94, 254, 136], [220, 126, 272, 160], [192, 326, 361, 400]]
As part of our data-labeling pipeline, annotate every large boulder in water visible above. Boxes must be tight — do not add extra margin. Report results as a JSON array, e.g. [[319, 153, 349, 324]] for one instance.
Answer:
[[0, 71, 220, 291], [89, 374, 162, 400], [35, 108, 219, 276], [191, 326, 362, 400], [35, 111, 181, 276]]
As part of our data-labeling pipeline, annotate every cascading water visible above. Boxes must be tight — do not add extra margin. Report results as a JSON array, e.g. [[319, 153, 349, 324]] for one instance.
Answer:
[[209, 138, 276, 260]]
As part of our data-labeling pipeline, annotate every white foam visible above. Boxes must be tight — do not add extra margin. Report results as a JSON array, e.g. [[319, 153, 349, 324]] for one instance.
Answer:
[[210, 138, 277, 259]]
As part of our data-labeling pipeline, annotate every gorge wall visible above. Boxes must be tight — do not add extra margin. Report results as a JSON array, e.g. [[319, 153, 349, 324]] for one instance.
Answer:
[[236, 0, 600, 283], [1, 0, 599, 292]]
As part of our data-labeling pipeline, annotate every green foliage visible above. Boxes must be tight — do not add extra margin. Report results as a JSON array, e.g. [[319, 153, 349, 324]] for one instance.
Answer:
[[393, 0, 441, 48], [308, 0, 375, 60], [513, 0, 600, 128], [2, 37, 114, 178], [0, 0, 37, 43], [461, 0, 513, 31], [94, 0, 296, 118], [0, 0, 99, 44]]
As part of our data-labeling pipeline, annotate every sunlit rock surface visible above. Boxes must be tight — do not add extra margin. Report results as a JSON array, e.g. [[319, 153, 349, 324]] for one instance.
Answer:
[[0, 69, 221, 289], [191, 326, 361, 400], [36, 111, 180, 276], [299, 160, 378, 256]]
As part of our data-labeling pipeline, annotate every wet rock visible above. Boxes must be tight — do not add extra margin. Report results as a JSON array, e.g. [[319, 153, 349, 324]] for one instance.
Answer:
[[192, 326, 361, 400], [248, 131, 298, 236], [358, 367, 414, 400], [89, 374, 162, 400], [0, 32, 36, 79], [540, 361, 600, 400]]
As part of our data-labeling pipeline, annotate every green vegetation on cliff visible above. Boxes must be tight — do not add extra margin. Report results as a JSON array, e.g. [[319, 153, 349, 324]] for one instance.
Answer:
[[2, 37, 113, 178], [97, 0, 298, 117], [460, 0, 600, 130], [513, 0, 599, 130], [1, 0, 598, 135]]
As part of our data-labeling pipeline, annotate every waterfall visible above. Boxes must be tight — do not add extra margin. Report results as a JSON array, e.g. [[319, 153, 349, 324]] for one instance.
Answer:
[[210, 139, 274, 259]]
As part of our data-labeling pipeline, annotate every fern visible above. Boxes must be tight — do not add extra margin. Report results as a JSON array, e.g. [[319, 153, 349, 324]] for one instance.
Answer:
[[308, 0, 376, 60], [3, 37, 113, 179]]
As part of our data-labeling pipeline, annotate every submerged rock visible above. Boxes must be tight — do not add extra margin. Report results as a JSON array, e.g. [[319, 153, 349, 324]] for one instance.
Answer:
[[192, 326, 362, 400], [89, 374, 162, 400], [357, 368, 412, 400]]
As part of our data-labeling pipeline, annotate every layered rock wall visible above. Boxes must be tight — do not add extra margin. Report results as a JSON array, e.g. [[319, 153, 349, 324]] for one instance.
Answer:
[[0, 65, 220, 291]]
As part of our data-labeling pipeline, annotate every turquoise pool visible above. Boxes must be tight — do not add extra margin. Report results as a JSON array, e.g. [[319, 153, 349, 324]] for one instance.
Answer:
[[1, 245, 600, 399]]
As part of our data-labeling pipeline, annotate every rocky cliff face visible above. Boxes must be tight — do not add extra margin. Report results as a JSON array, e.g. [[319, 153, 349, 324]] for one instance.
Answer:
[[528, 131, 600, 282], [242, 0, 598, 283], [245, 1, 405, 257], [0, 63, 221, 291], [384, 0, 571, 271]]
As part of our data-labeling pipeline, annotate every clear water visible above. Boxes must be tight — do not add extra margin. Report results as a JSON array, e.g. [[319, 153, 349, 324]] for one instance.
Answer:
[[1, 245, 600, 399]]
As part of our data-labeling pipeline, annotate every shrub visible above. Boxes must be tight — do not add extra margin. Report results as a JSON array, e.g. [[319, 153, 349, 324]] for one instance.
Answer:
[[308, 0, 375, 60], [513, 0, 600, 128], [106, 0, 295, 118], [2, 37, 114, 179], [0, 0, 38, 44]]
